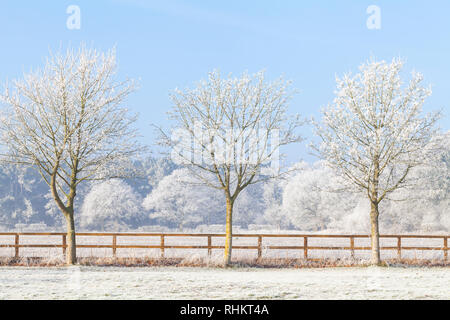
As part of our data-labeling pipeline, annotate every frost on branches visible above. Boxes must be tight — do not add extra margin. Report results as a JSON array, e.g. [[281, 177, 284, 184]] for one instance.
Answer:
[[159, 70, 303, 265], [81, 179, 143, 231], [282, 161, 358, 231], [0, 45, 143, 264], [313, 58, 441, 265], [143, 168, 223, 231]]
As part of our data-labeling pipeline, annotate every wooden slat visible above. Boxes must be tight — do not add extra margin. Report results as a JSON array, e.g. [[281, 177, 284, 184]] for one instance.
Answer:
[[160, 235, 165, 258], [112, 235, 117, 256], [257, 236, 262, 259], [62, 235, 66, 255], [395, 246, 446, 251], [0, 233, 66, 236], [266, 246, 305, 250], [350, 237, 355, 259], [444, 237, 448, 261], [0, 232, 448, 238], [1, 244, 64, 248], [207, 236, 212, 257], [304, 236, 308, 259], [14, 234, 19, 258]]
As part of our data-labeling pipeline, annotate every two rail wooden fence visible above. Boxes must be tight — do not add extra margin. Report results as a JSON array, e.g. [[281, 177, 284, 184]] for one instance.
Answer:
[[0, 232, 448, 260]]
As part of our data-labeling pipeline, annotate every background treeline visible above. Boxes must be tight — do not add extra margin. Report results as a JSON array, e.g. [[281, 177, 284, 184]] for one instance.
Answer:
[[1, 131, 448, 233]]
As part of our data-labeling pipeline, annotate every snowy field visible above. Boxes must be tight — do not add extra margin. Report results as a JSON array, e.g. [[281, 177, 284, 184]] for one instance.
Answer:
[[0, 266, 448, 299]]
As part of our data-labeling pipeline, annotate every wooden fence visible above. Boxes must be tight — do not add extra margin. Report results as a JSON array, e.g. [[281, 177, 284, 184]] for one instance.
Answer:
[[0, 232, 448, 260]]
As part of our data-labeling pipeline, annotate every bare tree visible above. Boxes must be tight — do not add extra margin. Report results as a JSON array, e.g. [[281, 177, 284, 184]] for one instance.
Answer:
[[159, 70, 302, 265], [312, 58, 440, 265], [0, 45, 142, 264]]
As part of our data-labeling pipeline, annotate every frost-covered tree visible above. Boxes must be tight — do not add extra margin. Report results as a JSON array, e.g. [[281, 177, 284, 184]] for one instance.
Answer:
[[313, 58, 440, 265], [261, 179, 287, 230], [143, 168, 222, 230], [81, 179, 143, 231], [282, 162, 358, 231], [159, 70, 302, 265], [126, 156, 179, 200], [141, 157, 179, 190], [0, 164, 52, 228], [383, 131, 450, 232], [233, 183, 265, 228], [0, 45, 142, 264]]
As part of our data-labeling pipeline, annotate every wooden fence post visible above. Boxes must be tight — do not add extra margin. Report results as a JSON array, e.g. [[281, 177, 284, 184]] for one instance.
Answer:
[[112, 235, 117, 257], [350, 236, 355, 259], [160, 235, 165, 258], [257, 236, 262, 259], [207, 236, 212, 257], [62, 235, 66, 256], [14, 234, 19, 258], [444, 237, 448, 261], [304, 236, 308, 260], [397, 236, 402, 260]]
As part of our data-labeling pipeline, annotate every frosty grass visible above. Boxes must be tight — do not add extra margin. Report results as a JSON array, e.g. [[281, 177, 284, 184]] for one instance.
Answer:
[[0, 266, 448, 300]]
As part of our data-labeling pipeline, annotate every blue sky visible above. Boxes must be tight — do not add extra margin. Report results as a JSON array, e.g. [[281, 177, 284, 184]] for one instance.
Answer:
[[0, 0, 448, 163]]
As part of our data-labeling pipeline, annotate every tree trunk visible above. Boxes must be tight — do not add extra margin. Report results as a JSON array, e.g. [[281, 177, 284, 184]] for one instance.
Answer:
[[64, 209, 77, 265], [224, 197, 234, 266], [50, 168, 78, 265], [370, 201, 381, 266]]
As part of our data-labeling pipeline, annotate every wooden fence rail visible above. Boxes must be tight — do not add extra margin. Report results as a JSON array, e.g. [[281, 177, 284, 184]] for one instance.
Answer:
[[0, 232, 448, 260]]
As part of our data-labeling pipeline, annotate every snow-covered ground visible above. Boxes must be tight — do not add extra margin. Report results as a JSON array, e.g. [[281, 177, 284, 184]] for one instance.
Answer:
[[0, 266, 448, 299]]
